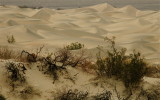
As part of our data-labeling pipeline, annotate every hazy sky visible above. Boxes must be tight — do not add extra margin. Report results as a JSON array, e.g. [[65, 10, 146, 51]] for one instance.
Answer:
[[0, 0, 160, 10]]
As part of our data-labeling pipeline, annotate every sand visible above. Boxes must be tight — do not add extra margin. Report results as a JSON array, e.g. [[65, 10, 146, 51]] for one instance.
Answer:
[[0, 3, 160, 100]]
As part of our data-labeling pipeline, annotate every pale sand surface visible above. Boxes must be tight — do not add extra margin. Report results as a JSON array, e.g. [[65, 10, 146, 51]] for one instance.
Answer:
[[0, 3, 160, 100], [0, 3, 159, 64]]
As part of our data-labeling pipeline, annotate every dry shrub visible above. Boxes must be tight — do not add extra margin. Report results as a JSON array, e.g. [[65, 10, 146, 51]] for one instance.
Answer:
[[96, 37, 147, 88], [5, 62, 27, 91], [19, 46, 44, 63], [0, 46, 17, 59], [7, 35, 15, 44]]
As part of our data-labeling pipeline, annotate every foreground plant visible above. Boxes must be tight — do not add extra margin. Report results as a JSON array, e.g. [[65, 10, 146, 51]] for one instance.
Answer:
[[96, 37, 147, 88], [5, 62, 27, 91]]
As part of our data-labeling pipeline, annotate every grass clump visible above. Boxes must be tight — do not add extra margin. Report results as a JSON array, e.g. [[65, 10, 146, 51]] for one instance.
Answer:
[[96, 37, 147, 88], [0, 94, 6, 100], [66, 42, 84, 50], [0, 46, 16, 59], [7, 35, 15, 44]]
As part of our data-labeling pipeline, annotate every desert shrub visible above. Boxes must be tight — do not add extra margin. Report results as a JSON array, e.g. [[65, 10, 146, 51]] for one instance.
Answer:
[[5, 62, 26, 83], [19, 46, 44, 63], [66, 42, 84, 50], [0, 94, 6, 100], [93, 90, 112, 100], [96, 37, 147, 88], [0, 46, 16, 59], [122, 52, 147, 87], [56, 89, 88, 100], [7, 35, 15, 44], [96, 37, 127, 77], [38, 48, 88, 82]]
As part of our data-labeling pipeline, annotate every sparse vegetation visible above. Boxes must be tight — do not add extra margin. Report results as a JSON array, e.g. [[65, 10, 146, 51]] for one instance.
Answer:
[[96, 37, 147, 88], [0, 46, 16, 59], [93, 90, 112, 100], [56, 89, 88, 100], [66, 42, 84, 50], [5, 62, 26, 83], [7, 35, 16, 44], [20, 46, 44, 63]]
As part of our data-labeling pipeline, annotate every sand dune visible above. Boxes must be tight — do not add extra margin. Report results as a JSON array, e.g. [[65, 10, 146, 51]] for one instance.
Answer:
[[0, 3, 160, 100], [0, 3, 159, 63]]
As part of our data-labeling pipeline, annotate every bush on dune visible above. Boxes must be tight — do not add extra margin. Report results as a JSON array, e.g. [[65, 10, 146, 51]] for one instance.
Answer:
[[5, 62, 27, 91], [96, 37, 147, 88], [66, 42, 84, 50], [7, 35, 16, 44]]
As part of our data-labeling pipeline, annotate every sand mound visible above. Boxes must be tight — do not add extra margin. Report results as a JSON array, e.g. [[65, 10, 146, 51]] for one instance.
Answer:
[[32, 8, 56, 20], [88, 3, 115, 12], [118, 5, 138, 16]]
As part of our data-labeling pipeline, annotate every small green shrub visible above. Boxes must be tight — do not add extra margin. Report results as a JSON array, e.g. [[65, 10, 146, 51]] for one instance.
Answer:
[[7, 35, 16, 44], [122, 52, 147, 87], [0, 94, 6, 100], [66, 42, 84, 50]]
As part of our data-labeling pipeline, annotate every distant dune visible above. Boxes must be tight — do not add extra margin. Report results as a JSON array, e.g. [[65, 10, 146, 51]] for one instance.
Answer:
[[0, 3, 159, 64], [0, 0, 160, 10]]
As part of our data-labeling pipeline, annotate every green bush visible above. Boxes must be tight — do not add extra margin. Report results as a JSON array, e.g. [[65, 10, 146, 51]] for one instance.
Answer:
[[96, 37, 147, 88], [122, 52, 147, 87], [66, 42, 84, 50]]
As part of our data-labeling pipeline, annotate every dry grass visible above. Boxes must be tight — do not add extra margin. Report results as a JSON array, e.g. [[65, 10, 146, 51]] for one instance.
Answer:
[[0, 46, 17, 59]]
